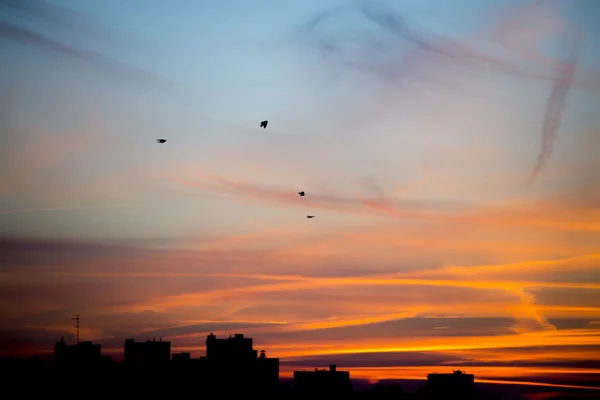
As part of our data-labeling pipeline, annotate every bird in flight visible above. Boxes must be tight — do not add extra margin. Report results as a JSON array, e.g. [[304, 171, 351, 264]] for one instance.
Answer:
[[157, 139, 166, 143], [260, 120, 268, 129], [306, 215, 315, 218], [298, 191, 305, 196]]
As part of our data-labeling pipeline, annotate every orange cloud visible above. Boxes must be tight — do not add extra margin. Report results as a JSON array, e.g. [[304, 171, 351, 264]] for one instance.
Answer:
[[2, 196, 598, 377]]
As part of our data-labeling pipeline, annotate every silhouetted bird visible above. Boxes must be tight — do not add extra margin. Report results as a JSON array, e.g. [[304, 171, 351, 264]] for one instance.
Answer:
[[260, 120, 268, 129], [157, 139, 166, 143], [307, 215, 315, 218], [298, 191, 305, 196]]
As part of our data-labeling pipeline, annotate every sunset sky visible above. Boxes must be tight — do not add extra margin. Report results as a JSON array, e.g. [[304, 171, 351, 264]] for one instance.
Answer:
[[1, 0, 599, 389]]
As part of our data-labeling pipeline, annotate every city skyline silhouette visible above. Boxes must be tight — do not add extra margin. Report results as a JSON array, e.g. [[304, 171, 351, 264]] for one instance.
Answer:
[[2, 329, 599, 399]]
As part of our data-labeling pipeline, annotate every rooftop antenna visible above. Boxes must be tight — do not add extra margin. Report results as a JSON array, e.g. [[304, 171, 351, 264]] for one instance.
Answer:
[[71, 314, 80, 344]]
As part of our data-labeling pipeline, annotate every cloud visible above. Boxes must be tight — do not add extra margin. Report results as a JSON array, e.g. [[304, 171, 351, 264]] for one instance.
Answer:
[[167, 170, 473, 219], [259, 317, 518, 345], [164, 166, 600, 235], [355, 1, 557, 81], [0, 0, 179, 95], [0, 236, 147, 267], [485, 0, 569, 62], [295, 0, 600, 186], [0, 204, 137, 214], [282, 350, 461, 367], [1, 221, 598, 366], [131, 321, 286, 340], [2, 235, 597, 309], [297, 0, 600, 90], [0, 0, 117, 46], [281, 344, 600, 369], [0, 21, 173, 89], [531, 288, 600, 309], [0, 0, 97, 28], [528, 32, 582, 184]]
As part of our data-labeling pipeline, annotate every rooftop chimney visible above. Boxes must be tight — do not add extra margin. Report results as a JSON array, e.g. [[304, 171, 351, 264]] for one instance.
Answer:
[[329, 365, 337, 372]]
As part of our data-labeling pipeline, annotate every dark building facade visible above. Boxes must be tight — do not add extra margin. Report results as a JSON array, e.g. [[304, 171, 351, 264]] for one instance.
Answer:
[[201, 333, 280, 393], [293, 364, 352, 395], [206, 333, 256, 359], [172, 352, 191, 362], [423, 370, 476, 400], [124, 338, 170, 365], [14, 332, 280, 397], [53, 336, 107, 365]]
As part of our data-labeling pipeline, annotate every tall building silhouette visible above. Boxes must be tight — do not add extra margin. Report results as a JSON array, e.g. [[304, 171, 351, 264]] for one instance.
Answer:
[[201, 333, 279, 393]]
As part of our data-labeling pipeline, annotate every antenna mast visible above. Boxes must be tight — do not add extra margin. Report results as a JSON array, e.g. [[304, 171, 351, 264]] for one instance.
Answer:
[[72, 314, 80, 343]]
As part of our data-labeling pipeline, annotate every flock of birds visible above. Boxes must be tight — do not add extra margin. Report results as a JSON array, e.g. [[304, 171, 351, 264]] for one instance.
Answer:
[[156, 120, 316, 219]]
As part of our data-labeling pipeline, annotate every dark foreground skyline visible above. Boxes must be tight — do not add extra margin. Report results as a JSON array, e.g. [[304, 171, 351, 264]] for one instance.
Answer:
[[2, 331, 598, 400]]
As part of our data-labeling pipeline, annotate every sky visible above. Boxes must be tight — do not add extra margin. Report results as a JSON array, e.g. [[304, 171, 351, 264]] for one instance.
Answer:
[[1, 0, 599, 390]]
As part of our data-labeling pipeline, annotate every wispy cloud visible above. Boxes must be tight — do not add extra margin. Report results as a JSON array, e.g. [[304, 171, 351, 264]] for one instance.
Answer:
[[0, 204, 137, 215], [165, 169, 600, 233], [0, 20, 173, 90], [528, 32, 583, 184], [1, 231, 598, 381], [296, 0, 598, 185]]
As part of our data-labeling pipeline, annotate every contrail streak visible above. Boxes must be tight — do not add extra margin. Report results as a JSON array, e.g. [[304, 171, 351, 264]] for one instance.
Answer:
[[0, 20, 175, 92], [528, 32, 583, 185], [299, 1, 588, 184], [0, 204, 137, 215], [359, 2, 558, 81], [0, 0, 96, 31], [300, 1, 559, 85]]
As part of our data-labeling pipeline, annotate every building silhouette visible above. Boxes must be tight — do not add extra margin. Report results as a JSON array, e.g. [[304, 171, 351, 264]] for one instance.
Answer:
[[206, 332, 256, 359], [124, 338, 170, 365], [171, 352, 191, 362], [200, 333, 280, 393], [53, 336, 109, 365], [1, 328, 523, 399], [293, 364, 352, 396], [421, 370, 476, 400]]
